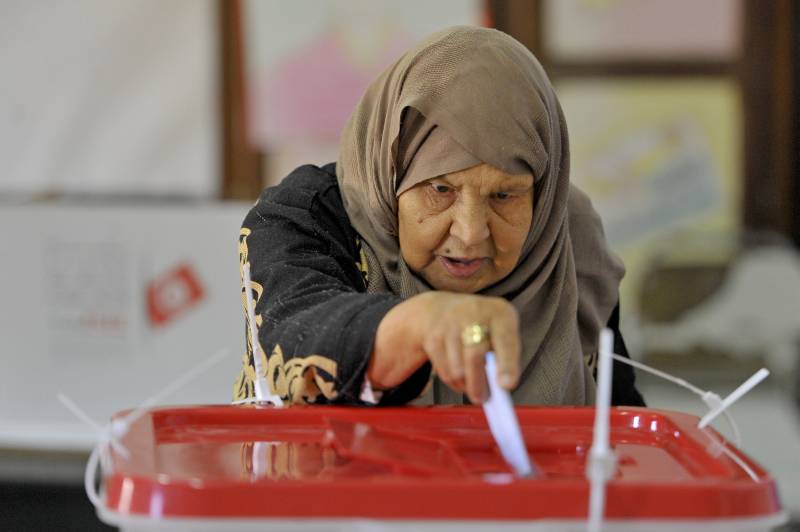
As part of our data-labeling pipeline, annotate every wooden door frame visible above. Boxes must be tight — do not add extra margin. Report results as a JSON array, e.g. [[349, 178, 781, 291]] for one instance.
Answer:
[[491, 0, 798, 245], [219, 0, 262, 200]]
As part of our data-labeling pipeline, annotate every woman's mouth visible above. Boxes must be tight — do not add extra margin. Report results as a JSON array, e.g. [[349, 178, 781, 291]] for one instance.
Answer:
[[439, 256, 487, 278]]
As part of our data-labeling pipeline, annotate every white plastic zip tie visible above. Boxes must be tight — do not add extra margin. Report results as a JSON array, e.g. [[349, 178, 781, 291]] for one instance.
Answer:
[[609, 353, 705, 396], [610, 353, 742, 447], [57, 393, 129, 460], [699, 391, 741, 448], [58, 347, 231, 511], [84, 445, 104, 508], [242, 263, 284, 407], [699, 428, 759, 482], [698, 368, 770, 429], [119, 348, 231, 427], [587, 328, 617, 532], [610, 353, 769, 479], [57, 393, 129, 481]]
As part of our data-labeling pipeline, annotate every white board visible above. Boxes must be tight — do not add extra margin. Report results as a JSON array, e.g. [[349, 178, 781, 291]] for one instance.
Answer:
[[0, 203, 250, 450]]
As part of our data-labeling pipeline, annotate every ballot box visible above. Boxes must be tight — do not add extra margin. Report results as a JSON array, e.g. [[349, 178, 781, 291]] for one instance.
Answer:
[[98, 405, 785, 531]]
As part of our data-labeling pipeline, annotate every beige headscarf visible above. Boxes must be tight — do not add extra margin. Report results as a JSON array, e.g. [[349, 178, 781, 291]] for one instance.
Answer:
[[336, 26, 624, 405]]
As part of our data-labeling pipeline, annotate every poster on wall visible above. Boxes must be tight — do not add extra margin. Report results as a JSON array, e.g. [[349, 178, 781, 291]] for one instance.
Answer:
[[0, 204, 249, 450], [243, 0, 486, 184], [556, 78, 742, 307], [543, 0, 741, 61]]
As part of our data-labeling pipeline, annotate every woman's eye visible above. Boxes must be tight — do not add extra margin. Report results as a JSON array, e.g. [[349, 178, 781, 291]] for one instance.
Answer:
[[431, 183, 451, 194], [493, 191, 511, 201]]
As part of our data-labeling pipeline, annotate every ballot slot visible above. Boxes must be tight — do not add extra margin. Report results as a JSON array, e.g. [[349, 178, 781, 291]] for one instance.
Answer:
[[98, 404, 782, 526], [137, 406, 763, 483]]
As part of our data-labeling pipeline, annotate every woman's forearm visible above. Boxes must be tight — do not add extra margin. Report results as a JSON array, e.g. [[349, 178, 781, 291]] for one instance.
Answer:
[[368, 294, 430, 390]]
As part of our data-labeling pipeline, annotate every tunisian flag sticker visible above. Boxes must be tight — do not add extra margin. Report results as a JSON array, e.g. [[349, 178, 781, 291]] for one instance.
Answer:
[[147, 263, 205, 327]]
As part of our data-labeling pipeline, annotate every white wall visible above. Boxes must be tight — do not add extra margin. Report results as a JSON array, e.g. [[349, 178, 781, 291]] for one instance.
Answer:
[[0, 0, 219, 197]]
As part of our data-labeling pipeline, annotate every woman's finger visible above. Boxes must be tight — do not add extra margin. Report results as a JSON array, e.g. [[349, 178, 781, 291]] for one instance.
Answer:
[[444, 326, 466, 392], [423, 331, 450, 382], [490, 308, 521, 390], [463, 340, 490, 404]]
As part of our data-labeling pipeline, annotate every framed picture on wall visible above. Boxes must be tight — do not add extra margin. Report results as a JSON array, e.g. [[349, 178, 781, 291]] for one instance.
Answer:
[[556, 77, 742, 304], [542, 0, 741, 61]]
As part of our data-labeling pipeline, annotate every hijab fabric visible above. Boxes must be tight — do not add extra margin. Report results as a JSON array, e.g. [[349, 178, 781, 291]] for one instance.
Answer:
[[336, 26, 624, 405]]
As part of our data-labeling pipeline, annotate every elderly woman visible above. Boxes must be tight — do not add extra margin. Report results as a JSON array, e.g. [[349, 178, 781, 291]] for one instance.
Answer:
[[233, 27, 644, 407]]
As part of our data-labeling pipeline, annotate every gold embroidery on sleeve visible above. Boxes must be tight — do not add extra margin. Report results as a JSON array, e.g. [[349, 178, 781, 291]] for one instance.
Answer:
[[234, 226, 340, 404], [268, 345, 339, 403], [233, 352, 254, 402]]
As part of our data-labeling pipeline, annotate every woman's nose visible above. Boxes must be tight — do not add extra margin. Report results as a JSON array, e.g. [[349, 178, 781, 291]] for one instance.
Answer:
[[450, 201, 490, 247]]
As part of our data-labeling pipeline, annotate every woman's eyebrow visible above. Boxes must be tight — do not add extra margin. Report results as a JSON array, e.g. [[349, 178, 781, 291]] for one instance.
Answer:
[[430, 175, 455, 185], [499, 176, 534, 188]]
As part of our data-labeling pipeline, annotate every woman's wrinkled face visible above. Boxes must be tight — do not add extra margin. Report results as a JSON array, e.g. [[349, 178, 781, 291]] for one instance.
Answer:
[[398, 163, 534, 293]]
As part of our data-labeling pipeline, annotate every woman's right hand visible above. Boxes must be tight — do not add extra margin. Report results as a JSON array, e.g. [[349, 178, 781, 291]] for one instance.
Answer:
[[370, 291, 521, 404]]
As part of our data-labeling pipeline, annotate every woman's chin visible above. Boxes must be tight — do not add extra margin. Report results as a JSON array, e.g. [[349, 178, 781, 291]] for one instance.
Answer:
[[425, 270, 490, 294]]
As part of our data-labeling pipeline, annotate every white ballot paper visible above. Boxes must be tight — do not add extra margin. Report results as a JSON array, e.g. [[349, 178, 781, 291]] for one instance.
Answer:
[[483, 352, 535, 477]]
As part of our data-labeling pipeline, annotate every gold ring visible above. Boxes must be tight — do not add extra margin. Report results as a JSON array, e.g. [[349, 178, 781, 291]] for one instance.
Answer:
[[461, 324, 490, 346]]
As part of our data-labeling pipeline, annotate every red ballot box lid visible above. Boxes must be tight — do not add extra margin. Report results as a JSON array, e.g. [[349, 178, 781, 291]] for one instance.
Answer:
[[103, 405, 782, 521]]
